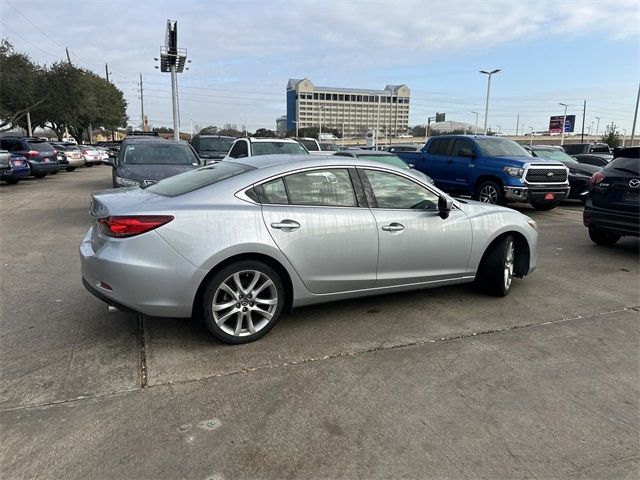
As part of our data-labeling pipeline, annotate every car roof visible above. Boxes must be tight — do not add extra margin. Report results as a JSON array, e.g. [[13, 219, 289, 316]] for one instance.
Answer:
[[194, 134, 235, 139], [247, 137, 299, 143], [121, 137, 184, 146], [337, 149, 396, 156], [229, 154, 404, 170]]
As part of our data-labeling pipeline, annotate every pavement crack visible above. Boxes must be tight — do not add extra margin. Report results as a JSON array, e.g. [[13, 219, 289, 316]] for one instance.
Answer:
[[138, 314, 148, 388]]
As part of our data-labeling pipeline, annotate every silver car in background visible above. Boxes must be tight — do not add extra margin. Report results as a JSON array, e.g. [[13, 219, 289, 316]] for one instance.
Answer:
[[80, 155, 538, 344]]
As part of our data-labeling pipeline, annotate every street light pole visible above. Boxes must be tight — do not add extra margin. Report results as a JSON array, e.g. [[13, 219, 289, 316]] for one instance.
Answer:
[[529, 127, 534, 146], [559, 102, 568, 146], [471, 111, 479, 134], [595, 116, 601, 139], [170, 64, 179, 140], [375, 94, 381, 147], [480, 69, 501, 135], [622, 128, 627, 147], [292, 121, 299, 137]]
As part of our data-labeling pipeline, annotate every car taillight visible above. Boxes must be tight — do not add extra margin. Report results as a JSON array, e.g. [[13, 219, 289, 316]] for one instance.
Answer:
[[590, 172, 606, 185], [26, 150, 39, 157], [97, 215, 174, 238]]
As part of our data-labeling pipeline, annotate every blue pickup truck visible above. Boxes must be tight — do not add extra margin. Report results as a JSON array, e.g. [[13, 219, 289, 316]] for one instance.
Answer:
[[395, 135, 570, 210]]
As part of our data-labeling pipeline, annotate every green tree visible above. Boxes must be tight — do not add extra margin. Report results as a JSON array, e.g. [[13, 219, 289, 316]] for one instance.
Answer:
[[218, 124, 242, 136], [253, 128, 277, 137], [198, 125, 218, 135], [600, 123, 622, 148]]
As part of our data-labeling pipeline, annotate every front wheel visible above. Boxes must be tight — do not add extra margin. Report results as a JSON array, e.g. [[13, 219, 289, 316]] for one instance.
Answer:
[[33, 173, 46, 178], [85, 163, 93, 167], [475, 180, 506, 206], [202, 261, 285, 344], [475, 235, 515, 297], [5, 178, 19, 184], [66, 167, 76, 172], [588, 228, 620, 246], [531, 199, 561, 210]]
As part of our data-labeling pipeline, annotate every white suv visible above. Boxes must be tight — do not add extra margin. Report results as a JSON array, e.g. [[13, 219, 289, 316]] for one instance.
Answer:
[[225, 137, 309, 159]]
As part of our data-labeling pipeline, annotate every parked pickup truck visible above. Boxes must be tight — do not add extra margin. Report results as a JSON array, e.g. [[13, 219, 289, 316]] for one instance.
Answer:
[[395, 135, 570, 210]]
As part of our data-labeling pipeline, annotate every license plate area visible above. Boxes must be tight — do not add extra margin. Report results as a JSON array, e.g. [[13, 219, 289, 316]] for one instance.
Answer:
[[544, 192, 555, 201]]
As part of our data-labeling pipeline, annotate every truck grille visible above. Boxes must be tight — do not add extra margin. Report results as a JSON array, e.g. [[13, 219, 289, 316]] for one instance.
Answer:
[[526, 167, 567, 183]]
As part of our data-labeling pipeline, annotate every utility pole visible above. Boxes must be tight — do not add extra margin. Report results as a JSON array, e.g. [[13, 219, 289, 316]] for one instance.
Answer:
[[559, 103, 568, 146], [105, 63, 110, 82], [26, 112, 32, 137], [139, 73, 145, 131], [529, 127, 534, 146], [630, 81, 639, 146], [65, 47, 72, 65], [595, 116, 601, 140], [581, 100, 586, 142], [471, 111, 479, 134], [89, 122, 93, 144], [515, 114, 519, 136]]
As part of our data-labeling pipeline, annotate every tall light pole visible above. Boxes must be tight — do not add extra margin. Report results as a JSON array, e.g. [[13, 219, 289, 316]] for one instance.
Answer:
[[622, 128, 627, 147], [595, 116, 601, 139], [480, 69, 501, 135], [375, 94, 381, 147], [319, 105, 325, 139], [529, 127, 534, 146], [631, 81, 640, 146], [292, 120, 299, 137], [559, 102, 568, 146], [471, 111, 479, 134], [157, 20, 188, 141]]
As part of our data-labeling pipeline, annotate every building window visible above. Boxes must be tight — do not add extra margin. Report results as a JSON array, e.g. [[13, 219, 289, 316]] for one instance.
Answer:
[[313, 93, 318, 100]]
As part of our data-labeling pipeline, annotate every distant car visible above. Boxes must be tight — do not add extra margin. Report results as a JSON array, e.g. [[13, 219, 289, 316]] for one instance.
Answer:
[[334, 149, 434, 184], [191, 134, 235, 162], [0, 153, 30, 184], [583, 147, 639, 246], [0, 136, 59, 178], [563, 143, 611, 155], [50, 142, 85, 171], [108, 137, 203, 188], [523, 145, 600, 202], [572, 153, 613, 168], [79, 145, 103, 167], [398, 133, 413, 139], [80, 154, 538, 344], [225, 137, 309, 160]]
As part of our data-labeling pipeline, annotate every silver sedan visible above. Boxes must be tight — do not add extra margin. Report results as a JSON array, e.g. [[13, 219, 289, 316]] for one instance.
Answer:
[[80, 155, 538, 344]]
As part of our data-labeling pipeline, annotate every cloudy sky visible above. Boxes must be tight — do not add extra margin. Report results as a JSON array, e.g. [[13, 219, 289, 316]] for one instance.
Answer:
[[2, 0, 639, 135]]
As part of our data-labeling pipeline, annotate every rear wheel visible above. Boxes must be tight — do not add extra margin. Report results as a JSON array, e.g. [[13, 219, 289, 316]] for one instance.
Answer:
[[476, 235, 515, 297], [66, 167, 76, 172], [85, 163, 93, 167], [5, 178, 19, 184], [33, 173, 46, 178], [202, 261, 285, 344], [531, 199, 561, 210], [50, 170, 58, 175], [475, 180, 506, 206], [588, 228, 620, 246]]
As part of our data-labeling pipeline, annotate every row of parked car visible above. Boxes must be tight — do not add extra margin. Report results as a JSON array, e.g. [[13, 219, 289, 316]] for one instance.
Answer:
[[0, 136, 113, 184]]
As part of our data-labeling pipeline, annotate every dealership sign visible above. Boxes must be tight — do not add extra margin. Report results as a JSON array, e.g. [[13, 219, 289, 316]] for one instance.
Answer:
[[549, 115, 575, 133]]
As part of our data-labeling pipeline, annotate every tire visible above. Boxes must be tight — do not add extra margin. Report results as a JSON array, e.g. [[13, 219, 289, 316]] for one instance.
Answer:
[[202, 261, 285, 344], [588, 228, 620, 246], [85, 163, 93, 167], [475, 180, 506, 206], [5, 178, 19, 184], [66, 167, 76, 172], [33, 173, 46, 178], [476, 235, 515, 297], [50, 171, 58, 175], [531, 199, 562, 210]]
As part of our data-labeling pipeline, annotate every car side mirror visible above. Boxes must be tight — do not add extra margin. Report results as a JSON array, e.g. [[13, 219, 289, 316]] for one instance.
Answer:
[[204, 159, 217, 166], [408, 163, 415, 168], [458, 148, 476, 158], [438, 195, 452, 219]]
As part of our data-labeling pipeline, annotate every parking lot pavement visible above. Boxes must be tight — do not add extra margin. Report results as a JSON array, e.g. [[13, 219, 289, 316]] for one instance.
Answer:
[[1, 167, 638, 478]]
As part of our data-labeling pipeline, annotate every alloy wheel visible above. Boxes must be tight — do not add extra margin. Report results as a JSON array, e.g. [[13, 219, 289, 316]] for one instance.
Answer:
[[479, 185, 498, 203], [503, 240, 514, 291]]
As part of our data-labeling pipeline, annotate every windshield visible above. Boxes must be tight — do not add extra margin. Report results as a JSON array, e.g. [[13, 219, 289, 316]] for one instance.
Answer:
[[475, 138, 531, 157], [533, 149, 577, 164], [359, 154, 410, 169], [252, 142, 308, 156], [296, 139, 319, 151], [122, 142, 200, 165], [198, 137, 234, 152], [146, 162, 255, 197]]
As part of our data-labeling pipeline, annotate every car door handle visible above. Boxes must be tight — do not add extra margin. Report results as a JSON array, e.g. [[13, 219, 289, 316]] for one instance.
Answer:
[[381, 223, 405, 232], [270, 220, 300, 231]]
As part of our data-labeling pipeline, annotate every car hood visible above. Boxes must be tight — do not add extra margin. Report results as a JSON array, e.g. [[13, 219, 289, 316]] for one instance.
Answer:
[[117, 163, 199, 181]]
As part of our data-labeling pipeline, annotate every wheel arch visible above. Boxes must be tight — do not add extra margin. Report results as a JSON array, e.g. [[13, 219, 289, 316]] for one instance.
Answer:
[[474, 175, 504, 194], [478, 231, 530, 278]]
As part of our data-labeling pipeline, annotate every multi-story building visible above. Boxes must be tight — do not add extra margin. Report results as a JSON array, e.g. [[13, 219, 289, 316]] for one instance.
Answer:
[[276, 115, 287, 136], [286, 78, 410, 137]]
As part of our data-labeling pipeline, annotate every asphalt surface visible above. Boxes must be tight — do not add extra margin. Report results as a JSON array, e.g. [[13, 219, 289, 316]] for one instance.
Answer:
[[1, 166, 638, 479]]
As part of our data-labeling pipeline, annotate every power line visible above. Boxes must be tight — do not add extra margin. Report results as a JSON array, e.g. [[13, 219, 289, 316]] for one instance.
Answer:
[[0, 19, 62, 60], [3, 0, 66, 51]]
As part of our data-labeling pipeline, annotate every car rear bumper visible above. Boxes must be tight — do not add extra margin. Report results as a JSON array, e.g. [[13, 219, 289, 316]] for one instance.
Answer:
[[83, 156, 103, 165], [80, 227, 207, 317], [66, 157, 85, 167], [29, 162, 59, 174], [1, 167, 30, 180], [583, 204, 640, 237]]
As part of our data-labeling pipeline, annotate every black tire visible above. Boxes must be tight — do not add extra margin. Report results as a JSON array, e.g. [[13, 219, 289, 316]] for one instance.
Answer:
[[5, 178, 19, 184], [202, 260, 285, 344], [66, 167, 76, 172], [50, 170, 58, 175], [588, 228, 620, 246], [475, 235, 515, 297], [475, 180, 506, 206], [531, 199, 562, 210], [33, 173, 46, 178], [85, 163, 93, 167]]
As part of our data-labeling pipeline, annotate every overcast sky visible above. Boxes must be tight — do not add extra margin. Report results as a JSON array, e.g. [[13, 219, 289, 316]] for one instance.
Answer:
[[1, 0, 639, 134]]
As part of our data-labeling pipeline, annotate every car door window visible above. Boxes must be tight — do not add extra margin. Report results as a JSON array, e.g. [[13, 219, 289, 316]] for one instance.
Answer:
[[363, 169, 439, 210], [283, 169, 357, 207], [256, 178, 289, 204], [229, 140, 247, 158], [427, 139, 451, 155], [451, 139, 474, 156]]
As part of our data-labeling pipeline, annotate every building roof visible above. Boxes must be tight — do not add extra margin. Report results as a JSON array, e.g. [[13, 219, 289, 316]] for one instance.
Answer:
[[287, 78, 409, 96]]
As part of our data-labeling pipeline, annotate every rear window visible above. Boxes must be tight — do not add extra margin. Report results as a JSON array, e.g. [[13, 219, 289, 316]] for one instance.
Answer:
[[122, 142, 200, 165], [198, 137, 234, 152], [252, 142, 308, 156], [320, 143, 339, 151], [604, 157, 639, 176], [27, 141, 54, 152], [297, 139, 319, 151], [145, 162, 255, 197]]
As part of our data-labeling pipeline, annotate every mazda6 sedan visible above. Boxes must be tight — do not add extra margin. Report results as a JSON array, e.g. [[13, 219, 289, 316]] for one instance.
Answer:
[[80, 155, 538, 344]]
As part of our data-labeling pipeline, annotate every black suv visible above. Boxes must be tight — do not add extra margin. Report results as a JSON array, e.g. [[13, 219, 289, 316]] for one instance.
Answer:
[[583, 146, 639, 246], [108, 137, 203, 188], [563, 143, 611, 155], [0, 136, 59, 178], [191, 134, 235, 161]]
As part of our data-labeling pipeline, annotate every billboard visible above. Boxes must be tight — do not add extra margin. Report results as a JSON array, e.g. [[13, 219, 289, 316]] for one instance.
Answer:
[[549, 115, 575, 134], [435, 112, 446, 122]]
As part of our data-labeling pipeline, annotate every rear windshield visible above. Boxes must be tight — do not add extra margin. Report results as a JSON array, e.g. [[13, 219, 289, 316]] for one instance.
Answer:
[[359, 154, 410, 169], [604, 157, 639, 176], [475, 138, 531, 157], [252, 142, 308, 156], [198, 137, 234, 152], [320, 143, 339, 151], [122, 142, 200, 165], [145, 162, 255, 197], [532, 149, 577, 164], [297, 139, 319, 151], [27, 141, 54, 152]]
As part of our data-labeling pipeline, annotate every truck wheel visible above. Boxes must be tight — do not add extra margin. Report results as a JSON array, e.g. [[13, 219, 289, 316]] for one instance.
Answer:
[[588, 228, 620, 246], [531, 199, 561, 210], [475, 234, 515, 297], [476, 180, 506, 206]]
